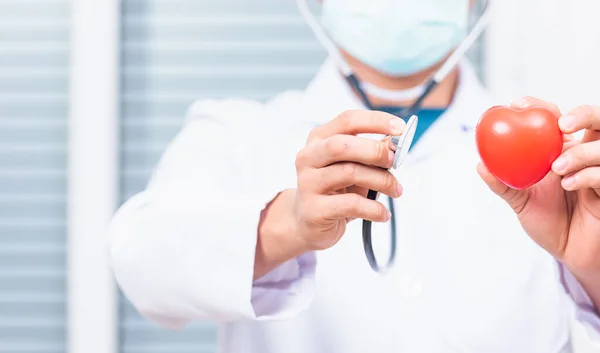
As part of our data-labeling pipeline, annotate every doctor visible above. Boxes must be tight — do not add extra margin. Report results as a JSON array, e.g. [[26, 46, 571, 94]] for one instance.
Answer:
[[108, 0, 600, 352]]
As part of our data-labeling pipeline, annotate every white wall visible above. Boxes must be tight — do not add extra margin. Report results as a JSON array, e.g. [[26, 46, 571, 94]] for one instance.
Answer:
[[486, 0, 600, 112]]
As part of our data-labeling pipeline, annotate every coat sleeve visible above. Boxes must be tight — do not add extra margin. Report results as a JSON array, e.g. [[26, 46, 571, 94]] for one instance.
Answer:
[[558, 263, 600, 345], [107, 99, 317, 329]]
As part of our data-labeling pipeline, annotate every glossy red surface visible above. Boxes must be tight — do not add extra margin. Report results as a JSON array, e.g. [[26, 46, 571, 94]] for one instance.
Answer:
[[475, 105, 563, 189]]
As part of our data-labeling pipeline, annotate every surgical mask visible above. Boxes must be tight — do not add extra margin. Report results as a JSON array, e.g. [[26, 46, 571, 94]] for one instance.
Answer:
[[319, 0, 470, 77]]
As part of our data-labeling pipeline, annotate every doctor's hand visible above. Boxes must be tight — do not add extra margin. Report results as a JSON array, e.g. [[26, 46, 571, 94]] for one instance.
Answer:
[[255, 110, 404, 279], [292, 110, 405, 250], [477, 96, 600, 308]]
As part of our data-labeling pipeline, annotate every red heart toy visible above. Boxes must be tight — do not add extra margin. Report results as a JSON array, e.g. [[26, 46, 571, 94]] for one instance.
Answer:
[[475, 105, 563, 190]]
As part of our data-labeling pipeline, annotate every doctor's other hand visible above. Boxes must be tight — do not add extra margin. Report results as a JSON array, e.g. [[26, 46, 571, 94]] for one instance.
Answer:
[[477, 97, 600, 298], [254, 110, 405, 279]]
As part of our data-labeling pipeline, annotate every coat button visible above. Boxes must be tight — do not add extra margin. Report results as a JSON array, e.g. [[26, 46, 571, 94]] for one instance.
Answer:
[[396, 274, 423, 298]]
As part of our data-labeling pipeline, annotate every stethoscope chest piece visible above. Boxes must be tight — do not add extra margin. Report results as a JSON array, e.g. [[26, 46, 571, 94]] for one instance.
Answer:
[[391, 115, 419, 170], [362, 115, 419, 274]]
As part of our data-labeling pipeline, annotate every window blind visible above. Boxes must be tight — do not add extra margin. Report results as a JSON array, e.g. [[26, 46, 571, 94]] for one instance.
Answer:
[[119, 1, 486, 352], [0, 1, 69, 352]]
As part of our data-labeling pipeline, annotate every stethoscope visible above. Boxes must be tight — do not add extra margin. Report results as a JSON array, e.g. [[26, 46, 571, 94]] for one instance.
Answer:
[[297, 0, 492, 273]]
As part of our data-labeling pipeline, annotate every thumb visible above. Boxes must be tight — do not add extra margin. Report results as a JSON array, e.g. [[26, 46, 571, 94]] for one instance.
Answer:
[[476, 162, 530, 214]]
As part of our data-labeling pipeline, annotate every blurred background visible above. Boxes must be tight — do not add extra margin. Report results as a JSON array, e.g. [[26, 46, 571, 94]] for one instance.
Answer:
[[1, 0, 600, 352]]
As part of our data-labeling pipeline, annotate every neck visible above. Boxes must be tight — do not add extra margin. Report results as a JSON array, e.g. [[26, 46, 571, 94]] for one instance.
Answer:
[[342, 51, 460, 109]]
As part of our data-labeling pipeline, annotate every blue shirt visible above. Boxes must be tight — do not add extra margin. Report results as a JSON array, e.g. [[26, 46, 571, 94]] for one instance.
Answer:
[[375, 106, 446, 150]]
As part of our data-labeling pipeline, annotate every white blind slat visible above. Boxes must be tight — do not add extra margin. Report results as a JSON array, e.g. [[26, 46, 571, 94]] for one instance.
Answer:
[[0, 1, 68, 352]]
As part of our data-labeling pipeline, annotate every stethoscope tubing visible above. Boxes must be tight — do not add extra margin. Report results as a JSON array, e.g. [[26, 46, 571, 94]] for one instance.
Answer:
[[362, 190, 398, 273]]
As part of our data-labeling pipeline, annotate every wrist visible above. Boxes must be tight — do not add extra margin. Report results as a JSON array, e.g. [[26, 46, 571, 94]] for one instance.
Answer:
[[254, 189, 308, 280]]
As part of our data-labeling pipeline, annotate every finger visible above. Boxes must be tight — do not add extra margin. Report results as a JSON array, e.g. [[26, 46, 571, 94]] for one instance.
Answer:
[[510, 96, 562, 117], [552, 140, 600, 176], [477, 162, 530, 214], [563, 133, 576, 143], [562, 137, 580, 152], [347, 185, 369, 199], [302, 134, 394, 169], [558, 105, 600, 134], [308, 110, 405, 142], [561, 166, 600, 191], [347, 185, 392, 201], [311, 162, 402, 198], [321, 193, 391, 223]]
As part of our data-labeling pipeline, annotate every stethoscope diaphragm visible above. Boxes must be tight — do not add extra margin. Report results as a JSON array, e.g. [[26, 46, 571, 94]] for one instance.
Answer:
[[390, 115, 418, 170]]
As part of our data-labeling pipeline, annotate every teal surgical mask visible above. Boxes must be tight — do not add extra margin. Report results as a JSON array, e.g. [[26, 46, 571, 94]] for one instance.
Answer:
[[319, 0, 470, 77]]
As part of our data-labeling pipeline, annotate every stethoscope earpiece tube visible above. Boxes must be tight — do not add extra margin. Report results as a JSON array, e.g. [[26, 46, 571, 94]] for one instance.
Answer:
[[398, 80, 437, 118]]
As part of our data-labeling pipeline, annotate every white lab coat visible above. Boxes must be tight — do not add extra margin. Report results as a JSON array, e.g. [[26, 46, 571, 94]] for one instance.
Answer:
[[108, 58, 600, 353]]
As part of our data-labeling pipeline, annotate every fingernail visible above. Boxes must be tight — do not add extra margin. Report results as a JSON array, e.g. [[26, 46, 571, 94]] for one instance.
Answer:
[[389, 119, 405, 134], [386, 209, 392, 220], [562, 175, 575, 190], [511, 97, 530, 109], [559, 115, 575, 131], [397, 183, 403, 197], [553, 156, 568, 173], [388, 150, 395, 165]]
